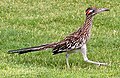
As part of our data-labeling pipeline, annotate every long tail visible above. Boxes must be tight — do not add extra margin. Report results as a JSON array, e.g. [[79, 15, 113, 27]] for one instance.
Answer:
[[8, 43, 57, 54]]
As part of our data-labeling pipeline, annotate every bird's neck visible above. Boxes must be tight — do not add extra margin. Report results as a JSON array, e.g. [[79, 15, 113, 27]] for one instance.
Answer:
[[82, 16, 93, 32]]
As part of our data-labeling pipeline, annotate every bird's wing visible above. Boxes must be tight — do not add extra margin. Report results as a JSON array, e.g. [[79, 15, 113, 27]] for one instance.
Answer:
[[53, 29, 87, 54]]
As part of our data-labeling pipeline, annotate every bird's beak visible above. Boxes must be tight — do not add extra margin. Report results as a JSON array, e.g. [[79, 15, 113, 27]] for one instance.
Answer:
[[96, 8, 110, 14], [90, 8, 109, 17]]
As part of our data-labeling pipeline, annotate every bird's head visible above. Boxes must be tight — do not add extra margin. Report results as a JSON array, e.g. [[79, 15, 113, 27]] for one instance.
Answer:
[[86, 7, 109, 18]]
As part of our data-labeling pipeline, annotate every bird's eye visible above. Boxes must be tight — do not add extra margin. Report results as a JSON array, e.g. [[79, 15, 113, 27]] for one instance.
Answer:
[[86, 9, 94, 15]]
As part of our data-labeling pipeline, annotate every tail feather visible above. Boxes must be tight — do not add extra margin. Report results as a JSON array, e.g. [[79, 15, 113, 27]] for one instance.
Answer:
[[8, 43, 57, 54]]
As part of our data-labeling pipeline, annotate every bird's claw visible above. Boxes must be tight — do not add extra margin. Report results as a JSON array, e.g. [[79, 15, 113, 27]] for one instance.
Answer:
[[97, 63, 108, 66]]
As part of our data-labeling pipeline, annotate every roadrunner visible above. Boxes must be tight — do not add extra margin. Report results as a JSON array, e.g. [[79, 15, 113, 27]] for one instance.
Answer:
[[8, 7, 109, 67]]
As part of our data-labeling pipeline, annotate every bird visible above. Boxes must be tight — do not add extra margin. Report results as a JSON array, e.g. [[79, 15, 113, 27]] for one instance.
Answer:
[[8, 7, 109, 68]]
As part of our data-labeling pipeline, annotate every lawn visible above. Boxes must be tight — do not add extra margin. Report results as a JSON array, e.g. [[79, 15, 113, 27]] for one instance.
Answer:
[[0, 0, 120, 78]]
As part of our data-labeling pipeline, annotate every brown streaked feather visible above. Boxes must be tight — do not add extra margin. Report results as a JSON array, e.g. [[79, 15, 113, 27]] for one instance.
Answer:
[[53, 17, 93, 55]]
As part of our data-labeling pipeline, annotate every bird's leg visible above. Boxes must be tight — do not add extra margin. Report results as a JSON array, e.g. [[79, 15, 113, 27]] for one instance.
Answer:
[[66, 53, 70, 68], [80, 44, 107, 66]]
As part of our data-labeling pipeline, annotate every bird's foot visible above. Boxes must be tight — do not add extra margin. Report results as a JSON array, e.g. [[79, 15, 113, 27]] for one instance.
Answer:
[[97, 62, 108, 66]]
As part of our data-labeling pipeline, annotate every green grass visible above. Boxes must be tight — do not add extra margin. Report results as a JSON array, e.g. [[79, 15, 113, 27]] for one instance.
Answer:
[[0, 0, 120, 78]]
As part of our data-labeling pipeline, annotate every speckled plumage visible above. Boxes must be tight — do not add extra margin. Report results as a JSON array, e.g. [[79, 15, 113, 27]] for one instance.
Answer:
[[53, 17, 93, 54], [8, 7, 109, 67]]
